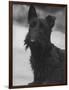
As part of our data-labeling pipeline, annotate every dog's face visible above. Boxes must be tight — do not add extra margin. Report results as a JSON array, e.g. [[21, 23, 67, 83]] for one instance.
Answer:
[[24, 5, 56, 49]]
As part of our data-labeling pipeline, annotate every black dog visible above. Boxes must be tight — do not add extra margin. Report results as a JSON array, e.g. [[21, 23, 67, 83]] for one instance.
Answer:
[[24, 5, 65, 85]]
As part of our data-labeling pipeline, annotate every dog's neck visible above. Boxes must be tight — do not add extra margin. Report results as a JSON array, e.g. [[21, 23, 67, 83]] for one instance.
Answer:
[[30, 42, 52, 60]]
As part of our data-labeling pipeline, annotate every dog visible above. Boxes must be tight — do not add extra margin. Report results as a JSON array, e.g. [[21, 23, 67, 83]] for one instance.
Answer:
[[24, 5, 65, 85]]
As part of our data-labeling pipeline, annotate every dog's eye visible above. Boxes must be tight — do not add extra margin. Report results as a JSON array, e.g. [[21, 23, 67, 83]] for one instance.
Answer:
[[30, 21, 37, 27], [39, 22, 44, 28]]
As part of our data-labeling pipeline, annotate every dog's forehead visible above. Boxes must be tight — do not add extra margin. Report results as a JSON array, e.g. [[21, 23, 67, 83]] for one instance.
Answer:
[[39, 18, 49, 27], [29, 17, 49, 29], [39, 18, 46, 23]]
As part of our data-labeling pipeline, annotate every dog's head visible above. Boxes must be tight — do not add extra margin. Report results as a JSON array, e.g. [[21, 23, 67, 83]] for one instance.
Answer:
[[24, 5, 56, 49]]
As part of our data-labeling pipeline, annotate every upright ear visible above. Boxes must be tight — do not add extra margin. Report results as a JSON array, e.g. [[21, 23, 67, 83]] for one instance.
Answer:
[[46, 15, 56, 28], [28, 5, 37, 24]]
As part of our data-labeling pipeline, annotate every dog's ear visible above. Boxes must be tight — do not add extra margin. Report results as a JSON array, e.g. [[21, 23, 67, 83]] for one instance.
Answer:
[[28, 5, 37, 24], [46, 15, 56, 28]]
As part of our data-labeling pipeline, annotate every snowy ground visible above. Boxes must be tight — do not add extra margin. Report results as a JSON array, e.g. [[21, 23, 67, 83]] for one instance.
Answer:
[[13, 23, 65, 86]]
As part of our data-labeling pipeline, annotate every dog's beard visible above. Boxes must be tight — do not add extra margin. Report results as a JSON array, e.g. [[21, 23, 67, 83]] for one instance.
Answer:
[[24, 39, 50, 50], [24, 39, 42, 51]]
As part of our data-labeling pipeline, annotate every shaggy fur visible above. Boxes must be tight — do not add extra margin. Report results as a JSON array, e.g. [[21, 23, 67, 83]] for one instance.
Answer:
[[24, 5, 65, 85]]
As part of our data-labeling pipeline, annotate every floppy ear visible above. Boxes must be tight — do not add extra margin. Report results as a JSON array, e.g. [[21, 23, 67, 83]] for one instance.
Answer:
[[46, 15, 56, 28], [28, 5, 37, 24]]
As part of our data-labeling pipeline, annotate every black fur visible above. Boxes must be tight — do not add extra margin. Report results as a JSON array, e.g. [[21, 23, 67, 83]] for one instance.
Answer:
[[24, 5, 65, 85]]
